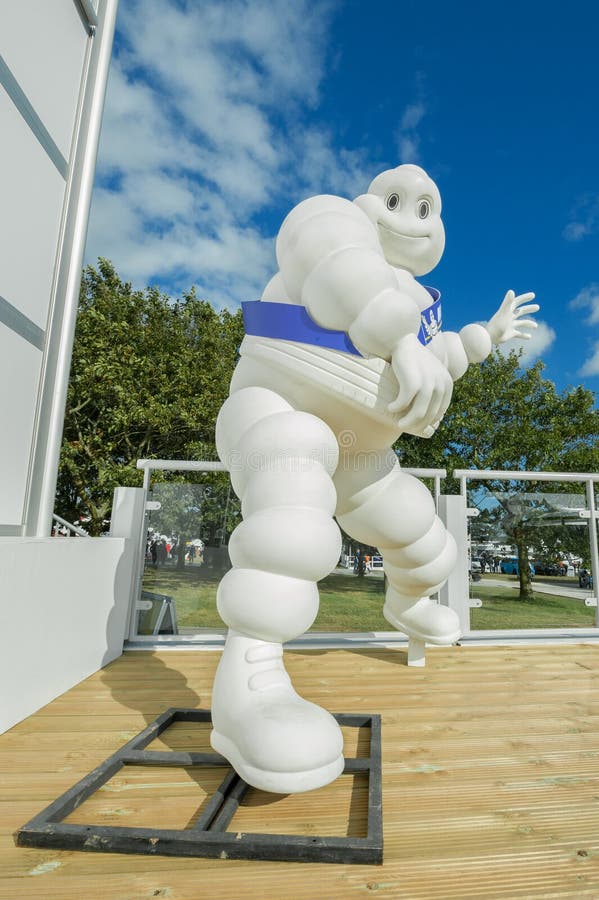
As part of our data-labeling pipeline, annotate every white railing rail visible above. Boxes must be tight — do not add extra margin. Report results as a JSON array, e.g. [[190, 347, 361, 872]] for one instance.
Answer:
[[136, 459, 446, 505], [52, 513, 89, 537], [136, 459, 226, 492], [454, 468, 599, 494], [136, 460, 444, 476]]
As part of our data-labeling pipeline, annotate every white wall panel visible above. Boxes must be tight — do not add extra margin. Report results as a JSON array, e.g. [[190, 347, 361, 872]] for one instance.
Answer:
[[0, 535, 131, 734], [1, 0, 88, 160], [0, 327, 43, 525], [0, 89, 66, 329]]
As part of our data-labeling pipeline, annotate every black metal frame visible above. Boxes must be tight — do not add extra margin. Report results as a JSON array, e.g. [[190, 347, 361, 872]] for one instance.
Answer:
[[16, 708, 383, 865]]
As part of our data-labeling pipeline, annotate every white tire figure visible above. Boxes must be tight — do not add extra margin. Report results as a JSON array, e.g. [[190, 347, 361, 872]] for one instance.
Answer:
[[211, 164, 538, 794]]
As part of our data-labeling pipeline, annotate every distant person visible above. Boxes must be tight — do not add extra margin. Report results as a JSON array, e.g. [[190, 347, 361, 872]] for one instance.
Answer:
[[156, 539, 167, 566]]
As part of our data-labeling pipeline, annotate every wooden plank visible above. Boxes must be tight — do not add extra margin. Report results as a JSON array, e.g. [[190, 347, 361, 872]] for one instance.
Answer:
[[3, 645, 599, 898]]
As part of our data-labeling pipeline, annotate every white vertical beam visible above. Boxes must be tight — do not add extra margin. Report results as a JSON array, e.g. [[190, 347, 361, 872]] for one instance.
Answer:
[[585, 479, 599, 627], [109, 486, 147, 644], [25, 0, 119, 535], [438, 494, 471, 635]]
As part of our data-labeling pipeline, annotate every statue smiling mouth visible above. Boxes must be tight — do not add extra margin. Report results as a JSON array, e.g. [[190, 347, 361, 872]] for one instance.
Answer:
[[377, 221, 429, 241]]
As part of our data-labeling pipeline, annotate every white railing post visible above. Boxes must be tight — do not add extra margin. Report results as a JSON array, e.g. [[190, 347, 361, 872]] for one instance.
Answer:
[[109, 486, 147, 642], [438, 493, 471, 635], [585, 479, 599, 625]]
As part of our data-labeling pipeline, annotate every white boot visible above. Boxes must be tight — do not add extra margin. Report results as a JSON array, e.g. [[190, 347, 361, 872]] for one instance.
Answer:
[[383, 586, 460, 645], [211, 630, 344, 793]]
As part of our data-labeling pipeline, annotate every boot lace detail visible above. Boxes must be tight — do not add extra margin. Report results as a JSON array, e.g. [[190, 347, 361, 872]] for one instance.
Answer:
[[245, 643, 290, 691]]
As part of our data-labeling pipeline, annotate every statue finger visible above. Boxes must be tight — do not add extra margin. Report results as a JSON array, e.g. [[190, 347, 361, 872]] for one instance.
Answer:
[[513, 303, 539, 317]]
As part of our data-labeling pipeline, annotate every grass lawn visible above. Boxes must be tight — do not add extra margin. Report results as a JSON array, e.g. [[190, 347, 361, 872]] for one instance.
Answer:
[[142, 565, 223, 629], [470, 581, 595, 629], [142, 565, 388, 631], [142, 565, 595, 633]]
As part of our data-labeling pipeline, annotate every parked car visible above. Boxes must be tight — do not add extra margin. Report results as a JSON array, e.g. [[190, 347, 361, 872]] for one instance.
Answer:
[[533, 560, 567, 576], [500, 557, 535, 576]]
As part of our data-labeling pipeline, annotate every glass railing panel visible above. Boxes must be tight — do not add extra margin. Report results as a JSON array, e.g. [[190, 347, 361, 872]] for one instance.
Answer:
[[140, 476, 395, 634], [311, 547, 389, 632], [467, 483, 595, 630], [140, 477, 238, 633]]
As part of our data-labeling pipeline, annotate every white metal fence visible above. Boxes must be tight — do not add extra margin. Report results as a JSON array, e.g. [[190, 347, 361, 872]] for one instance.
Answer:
[[122, 460, 599, 646]]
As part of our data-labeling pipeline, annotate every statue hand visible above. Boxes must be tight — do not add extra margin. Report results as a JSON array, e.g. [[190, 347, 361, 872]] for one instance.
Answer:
[[486, 290, 539, 344], [389, 334, 453, 438]]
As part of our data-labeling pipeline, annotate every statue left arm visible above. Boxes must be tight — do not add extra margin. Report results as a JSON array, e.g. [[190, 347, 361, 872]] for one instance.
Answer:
[[435, 290, 539, 382]]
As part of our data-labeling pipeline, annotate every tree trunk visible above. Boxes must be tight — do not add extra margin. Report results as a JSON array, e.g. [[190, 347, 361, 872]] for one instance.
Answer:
[[514, 528, 534, 600]]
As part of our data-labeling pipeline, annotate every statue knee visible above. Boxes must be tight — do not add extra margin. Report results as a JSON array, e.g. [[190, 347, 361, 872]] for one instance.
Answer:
[[382, 516, 446, 568], [242, 463, 337, 518], [384, 532, 457, 596], [217, 568, 319, 642], [229, 507, 342, 581], [337, 469, 436, 548]]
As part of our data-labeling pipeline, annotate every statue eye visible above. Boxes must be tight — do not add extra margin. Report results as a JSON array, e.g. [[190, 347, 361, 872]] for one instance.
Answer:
[[386, 193, 400, 211], [417, 198, 431, 219]]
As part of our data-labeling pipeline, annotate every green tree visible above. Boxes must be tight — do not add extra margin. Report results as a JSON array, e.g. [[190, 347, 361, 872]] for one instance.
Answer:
[[57, 259, 243, 534], [398, 350, 599, 598]]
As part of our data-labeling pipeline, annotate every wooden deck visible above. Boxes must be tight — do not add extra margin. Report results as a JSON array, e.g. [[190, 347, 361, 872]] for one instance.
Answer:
[[3, 644, 599, 898]]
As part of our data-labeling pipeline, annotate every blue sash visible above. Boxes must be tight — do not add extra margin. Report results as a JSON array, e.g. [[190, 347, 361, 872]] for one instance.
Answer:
[[418, 289, 442, 345], [242, 286, 441, 357]]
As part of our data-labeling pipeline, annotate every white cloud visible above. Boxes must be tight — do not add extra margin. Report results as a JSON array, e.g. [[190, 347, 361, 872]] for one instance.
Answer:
[[569, 285, 599, 375], [498, 320, 556, 366], [563, 196, 599, 242], [563, 221, 592, 241], [397, 98, 427, 164], [86, 0, 378, 306], [570, 283, 599, 324], [579, 344, 599, 377], [398, 135, 419, 164], [292, 128, 372, 200], [401, 102, 426, 131]]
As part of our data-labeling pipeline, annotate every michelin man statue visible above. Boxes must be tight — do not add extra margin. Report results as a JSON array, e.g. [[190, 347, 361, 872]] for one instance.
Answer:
[[211, 164, 538, 794]]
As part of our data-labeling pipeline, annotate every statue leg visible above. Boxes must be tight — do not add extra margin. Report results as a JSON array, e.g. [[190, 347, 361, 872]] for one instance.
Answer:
[[335, 448, 460, 654], [211, 386, 344, 793]]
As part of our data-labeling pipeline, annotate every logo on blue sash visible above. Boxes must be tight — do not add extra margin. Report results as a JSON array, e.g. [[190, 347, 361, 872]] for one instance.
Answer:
[[417, 296, 442, 344], [242, 287, 442, 356]]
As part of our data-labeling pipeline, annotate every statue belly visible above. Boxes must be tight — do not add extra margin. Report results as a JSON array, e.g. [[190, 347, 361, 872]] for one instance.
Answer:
[[231, 336, 403, 451]]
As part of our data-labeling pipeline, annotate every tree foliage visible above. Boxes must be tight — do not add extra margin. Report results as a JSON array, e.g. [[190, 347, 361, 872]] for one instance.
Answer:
[[58, 263, 599, 573], [57, 260, 243, 534]]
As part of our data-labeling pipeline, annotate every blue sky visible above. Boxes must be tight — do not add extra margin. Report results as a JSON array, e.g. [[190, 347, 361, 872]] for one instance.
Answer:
[[85, 0, 599, 393]]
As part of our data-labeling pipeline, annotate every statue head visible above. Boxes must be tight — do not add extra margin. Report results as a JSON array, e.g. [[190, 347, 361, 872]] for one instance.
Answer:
[[354, 164, 445, 275]]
